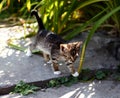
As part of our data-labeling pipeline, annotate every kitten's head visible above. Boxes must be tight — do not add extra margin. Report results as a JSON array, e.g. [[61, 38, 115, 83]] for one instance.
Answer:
[[60, 41, 82, 64]]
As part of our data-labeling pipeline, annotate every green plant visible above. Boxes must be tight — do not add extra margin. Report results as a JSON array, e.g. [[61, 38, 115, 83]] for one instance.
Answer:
[[47, 71, 95, 88], [78, 5, 120, 73], [113, 73, 120, 81], [47, 76, 79, 87], [81, 0, 120, 36], [64, 77, 79, 86], [31, 0, 107, 36], [95, 71, 106, 80], [80, 69, 94, 81], [0, 0, 9, 12], [104, 0, 120, 35], [12, 81, 39, 95], [0, 0, 37, 17], [47, 79, 60, 87]]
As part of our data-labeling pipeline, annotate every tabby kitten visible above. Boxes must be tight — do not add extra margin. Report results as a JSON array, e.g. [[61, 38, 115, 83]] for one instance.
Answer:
[[26, 10, 82, 77]]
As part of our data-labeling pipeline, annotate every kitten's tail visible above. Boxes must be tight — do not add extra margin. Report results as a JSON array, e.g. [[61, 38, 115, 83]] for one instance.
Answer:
[[31, 10, 45, 30]]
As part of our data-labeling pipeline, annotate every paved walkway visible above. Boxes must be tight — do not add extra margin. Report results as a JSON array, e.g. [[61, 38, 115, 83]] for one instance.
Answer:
[[0, 26, 120, 98], [0, 26, 69, 87]]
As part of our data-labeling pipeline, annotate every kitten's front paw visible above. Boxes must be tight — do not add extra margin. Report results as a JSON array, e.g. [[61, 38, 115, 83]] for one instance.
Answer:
[[26, 49, 32, 57], [47, 60, 52, 64], [54, 71, 61, 75], [72, 72, 79, 77]]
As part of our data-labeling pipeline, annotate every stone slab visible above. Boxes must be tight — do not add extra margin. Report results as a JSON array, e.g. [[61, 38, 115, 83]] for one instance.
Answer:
[[0, 26, 70, 88], [0, 26, 119, 89]]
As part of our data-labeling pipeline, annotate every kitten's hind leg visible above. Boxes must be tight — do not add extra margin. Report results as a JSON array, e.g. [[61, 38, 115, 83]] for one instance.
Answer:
[[26, 43, 36, 57], [43, 53, 50, 62]]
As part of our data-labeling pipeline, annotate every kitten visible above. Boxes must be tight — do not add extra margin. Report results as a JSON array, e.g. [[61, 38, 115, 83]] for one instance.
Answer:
[[26, 10, 82, 77]]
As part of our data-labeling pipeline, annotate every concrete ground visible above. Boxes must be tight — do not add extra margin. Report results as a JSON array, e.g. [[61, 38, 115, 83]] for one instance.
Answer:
[[0, 26, 69, 87], [0, 25, 120, 98]]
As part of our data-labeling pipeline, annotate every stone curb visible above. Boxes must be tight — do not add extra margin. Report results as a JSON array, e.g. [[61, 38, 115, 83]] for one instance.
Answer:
[[0, 68, 118, 95], [0, 74, 70, 95]]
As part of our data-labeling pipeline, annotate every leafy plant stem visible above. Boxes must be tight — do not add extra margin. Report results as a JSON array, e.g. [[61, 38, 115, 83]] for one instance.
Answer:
[[78, 6, 120, 73]]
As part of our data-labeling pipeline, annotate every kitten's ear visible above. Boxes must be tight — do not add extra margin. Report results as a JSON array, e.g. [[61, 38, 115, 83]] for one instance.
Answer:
[[75, 41, 83, 48], [60, 44, 69, 53]]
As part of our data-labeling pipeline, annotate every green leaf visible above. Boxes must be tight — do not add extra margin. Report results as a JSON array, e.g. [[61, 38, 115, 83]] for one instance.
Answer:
[[60, 0, 107, 34], [78, 6, 120, 73], [63, 8, 108, 40], [0, 0, 7, 12], [26, 0, 31, 11], [95, 71, 106, 80], [76, 0, 108, 10], [48, 80, 59, 87], [12, 81, 39, 95], [7, 41, 41, 54]]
